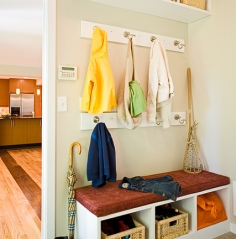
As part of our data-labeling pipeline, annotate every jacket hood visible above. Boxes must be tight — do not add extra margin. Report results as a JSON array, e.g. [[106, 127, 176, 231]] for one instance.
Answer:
[[91, 27, 108, 58]]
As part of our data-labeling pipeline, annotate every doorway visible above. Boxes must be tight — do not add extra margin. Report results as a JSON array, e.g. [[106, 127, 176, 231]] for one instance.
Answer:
[[0, 0, 57, 238]]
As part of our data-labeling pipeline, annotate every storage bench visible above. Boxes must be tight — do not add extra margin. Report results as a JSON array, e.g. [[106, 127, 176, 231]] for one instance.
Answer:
[[75, 170, 230, 239]]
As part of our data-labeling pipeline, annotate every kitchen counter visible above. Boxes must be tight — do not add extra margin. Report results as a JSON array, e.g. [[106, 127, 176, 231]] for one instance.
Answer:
[[0, 116, 42, 120], [0, 117, 42, 146]]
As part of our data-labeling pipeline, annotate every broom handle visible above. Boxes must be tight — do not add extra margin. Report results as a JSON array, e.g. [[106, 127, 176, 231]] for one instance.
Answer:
[[187, 68, 192, 133]]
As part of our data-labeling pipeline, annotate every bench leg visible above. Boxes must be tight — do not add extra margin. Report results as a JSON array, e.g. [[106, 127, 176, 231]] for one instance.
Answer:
[[75, 202, 100, 239]]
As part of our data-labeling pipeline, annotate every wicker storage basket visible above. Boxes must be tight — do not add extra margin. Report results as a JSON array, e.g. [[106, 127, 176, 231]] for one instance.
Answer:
[[180, 0, 205, 10], [101, 219, 145, 239], [156, 209, 188, 239]]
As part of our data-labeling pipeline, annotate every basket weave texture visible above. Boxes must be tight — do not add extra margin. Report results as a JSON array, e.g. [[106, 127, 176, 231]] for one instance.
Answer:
[[180, 0, 205, 10], [156, 209, 188, 239], [101, 219, 145, 239]]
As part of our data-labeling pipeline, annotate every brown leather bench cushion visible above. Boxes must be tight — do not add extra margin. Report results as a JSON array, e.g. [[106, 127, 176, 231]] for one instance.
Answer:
[[75, 170, 230, 217]]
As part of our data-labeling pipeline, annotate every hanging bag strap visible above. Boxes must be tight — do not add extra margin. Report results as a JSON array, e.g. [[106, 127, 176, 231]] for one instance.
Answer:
[[130, 38, 135, 81], [117, 37, 142, 129], [129, 38, 147, 117]]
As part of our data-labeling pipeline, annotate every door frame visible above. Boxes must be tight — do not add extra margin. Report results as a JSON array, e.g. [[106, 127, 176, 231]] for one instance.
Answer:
[[42, 0, 56, 238]]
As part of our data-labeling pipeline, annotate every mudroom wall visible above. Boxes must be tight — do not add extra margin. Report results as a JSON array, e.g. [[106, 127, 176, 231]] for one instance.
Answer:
[[56, 0, 188, 235], [188, 0, 236, 225]]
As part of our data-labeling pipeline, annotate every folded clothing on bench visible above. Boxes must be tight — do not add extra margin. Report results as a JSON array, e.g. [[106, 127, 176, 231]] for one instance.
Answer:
[[75, 170, 230, 217], [118, 175, 182, 201]]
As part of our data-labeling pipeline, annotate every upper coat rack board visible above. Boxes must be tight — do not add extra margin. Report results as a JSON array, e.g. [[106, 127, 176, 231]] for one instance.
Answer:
[[81, 20, 185, 53]]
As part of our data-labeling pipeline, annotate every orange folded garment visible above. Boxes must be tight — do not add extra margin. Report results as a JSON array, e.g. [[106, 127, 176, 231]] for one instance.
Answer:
[[197, 192, 227, 230]]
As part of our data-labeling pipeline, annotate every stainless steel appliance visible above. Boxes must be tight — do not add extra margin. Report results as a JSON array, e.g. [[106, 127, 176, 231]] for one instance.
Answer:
[[10, 94, 34, 117], [11, 106, 20, 116]]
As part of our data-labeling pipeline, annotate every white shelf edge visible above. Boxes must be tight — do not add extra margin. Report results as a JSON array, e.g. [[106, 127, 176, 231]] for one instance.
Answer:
[[95, 184, 229, 221], [89, 0, 212, 24], [162, 0, 212, 14]]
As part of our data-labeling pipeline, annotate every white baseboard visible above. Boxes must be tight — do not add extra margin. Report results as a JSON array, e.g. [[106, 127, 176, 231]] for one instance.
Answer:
[[230, 223, 236, 234]]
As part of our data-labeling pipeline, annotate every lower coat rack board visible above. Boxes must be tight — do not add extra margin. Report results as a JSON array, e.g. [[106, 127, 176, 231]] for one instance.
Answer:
[[80, 111, 186, 130]]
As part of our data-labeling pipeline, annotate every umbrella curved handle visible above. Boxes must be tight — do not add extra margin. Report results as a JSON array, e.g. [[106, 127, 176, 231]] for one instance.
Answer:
[[69, 142, 82, 167]]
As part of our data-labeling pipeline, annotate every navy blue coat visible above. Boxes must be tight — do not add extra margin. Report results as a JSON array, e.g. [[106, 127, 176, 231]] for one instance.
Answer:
[[87, 122, 116, 187]]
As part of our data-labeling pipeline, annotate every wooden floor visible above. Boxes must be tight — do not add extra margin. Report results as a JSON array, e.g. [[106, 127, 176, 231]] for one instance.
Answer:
[[0, 147, 41, 239], [215, 232, 236, 239]]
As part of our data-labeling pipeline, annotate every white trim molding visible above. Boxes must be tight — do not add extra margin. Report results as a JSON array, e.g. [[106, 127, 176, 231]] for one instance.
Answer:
[[42, 0, 56, 238]]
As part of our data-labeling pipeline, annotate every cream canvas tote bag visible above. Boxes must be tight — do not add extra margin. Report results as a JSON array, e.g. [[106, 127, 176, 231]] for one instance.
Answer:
[[117, 38, 142, 129]]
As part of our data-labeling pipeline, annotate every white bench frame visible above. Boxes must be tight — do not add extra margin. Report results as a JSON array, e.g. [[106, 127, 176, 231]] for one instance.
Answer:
[[75, 185, 230, 239]]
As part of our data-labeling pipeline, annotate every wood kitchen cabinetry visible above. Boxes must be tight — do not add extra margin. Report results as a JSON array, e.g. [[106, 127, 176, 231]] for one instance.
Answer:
[[0, 79, 9, 107], [22, 80, 36, 93], [28, 119, 42, 144], [12, 119, 28, 145], [34, 85, 42, 117], [0, 119, 27, 145], [9, 78, 36, 94], [0, 120, 12, 145], [0, 118, 41, 146]]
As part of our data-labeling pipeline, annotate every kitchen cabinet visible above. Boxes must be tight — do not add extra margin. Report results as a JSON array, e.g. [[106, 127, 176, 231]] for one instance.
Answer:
[[0, 120, 12, 145], [9, 78, 36, 94], [34, 85, 42, 117], [12, 119, 28, 145], [22, 80, 36, 93], [34, 85, 42, 103], [0, 119, 28, 145], [0, 79, 9, 107], [9, 79, 21, 93], [35, 101, 42, 117], [90, 0, 212, 23], [28, 119, 42, 144], [0, 118, 42, 146]]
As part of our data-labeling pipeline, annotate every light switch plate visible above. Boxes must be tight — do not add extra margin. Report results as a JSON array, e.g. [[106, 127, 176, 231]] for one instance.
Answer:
[[58, 96, 67, 112]]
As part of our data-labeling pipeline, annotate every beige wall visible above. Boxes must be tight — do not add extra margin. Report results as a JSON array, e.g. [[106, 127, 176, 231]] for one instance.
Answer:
[[0, 64, 42, 79], [56, 0, 188, 235], [188, 0, 236, 224]]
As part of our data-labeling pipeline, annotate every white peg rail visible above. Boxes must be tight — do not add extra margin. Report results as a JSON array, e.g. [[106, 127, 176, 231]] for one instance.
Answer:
[[80, 111, 186, 130], [81, 20, 185, 53]]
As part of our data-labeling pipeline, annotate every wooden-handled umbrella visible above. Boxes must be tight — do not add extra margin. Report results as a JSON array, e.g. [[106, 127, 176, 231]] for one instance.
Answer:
[[67, 142, 82, 239]]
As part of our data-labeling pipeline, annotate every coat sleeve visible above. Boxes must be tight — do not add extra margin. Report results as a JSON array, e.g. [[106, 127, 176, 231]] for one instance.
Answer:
[[80, 60, 96, 112], [87, 132, 99, 181], [147, 41, 174, 128], [147, 41, 159, 123], [158, 41, 174, 98]]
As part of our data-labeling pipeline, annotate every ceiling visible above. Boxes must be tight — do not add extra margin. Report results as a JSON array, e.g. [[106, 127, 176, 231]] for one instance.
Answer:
[[0, 0, 43, 80]]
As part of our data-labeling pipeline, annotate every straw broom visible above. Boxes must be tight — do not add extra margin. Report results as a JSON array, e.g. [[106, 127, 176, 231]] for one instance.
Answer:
[[183, 68, 203, 174]]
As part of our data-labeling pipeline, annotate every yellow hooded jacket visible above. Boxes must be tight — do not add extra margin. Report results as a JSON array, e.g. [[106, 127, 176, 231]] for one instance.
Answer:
[[80, 27, 117, 113]]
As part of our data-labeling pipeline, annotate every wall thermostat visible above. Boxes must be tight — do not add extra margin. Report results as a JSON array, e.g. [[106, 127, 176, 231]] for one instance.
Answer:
[[58, 65, 77, 80]]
